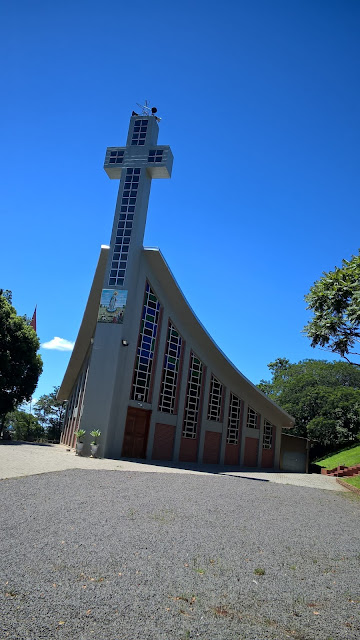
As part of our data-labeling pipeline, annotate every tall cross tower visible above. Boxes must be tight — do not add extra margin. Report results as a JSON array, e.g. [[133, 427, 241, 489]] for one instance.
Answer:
[[103, 109, 173, 293], [76, 107, 173, 455]]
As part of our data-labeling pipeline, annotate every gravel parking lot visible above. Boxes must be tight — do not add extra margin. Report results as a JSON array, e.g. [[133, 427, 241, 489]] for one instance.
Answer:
[[1, 468, 359, 640]]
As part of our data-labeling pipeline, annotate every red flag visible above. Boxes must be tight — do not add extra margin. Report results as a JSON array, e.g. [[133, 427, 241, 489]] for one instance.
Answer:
[[30, 307, 37, 333]]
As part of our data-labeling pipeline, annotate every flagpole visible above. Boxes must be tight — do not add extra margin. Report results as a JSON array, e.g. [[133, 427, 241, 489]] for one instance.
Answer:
[[29, 304, 37, 415]]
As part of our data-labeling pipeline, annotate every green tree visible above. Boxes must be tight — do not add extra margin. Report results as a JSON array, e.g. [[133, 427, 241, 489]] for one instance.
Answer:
[[0, 291, 43, 435], [33, 386, 67, 442], [6, 409, 44, 442], [258, 358, 360, 452], [1, 290, 12, 304], [303, 251, 360, 366]]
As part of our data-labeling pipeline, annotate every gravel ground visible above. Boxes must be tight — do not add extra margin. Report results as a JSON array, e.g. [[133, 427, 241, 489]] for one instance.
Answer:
[[1, 470, 359, 640]]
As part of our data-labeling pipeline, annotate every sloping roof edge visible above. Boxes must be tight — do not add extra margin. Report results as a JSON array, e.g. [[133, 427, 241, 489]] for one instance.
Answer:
[[57, 245, 109, 400], [58, 244, 295, 427], [144, 247, 295, 426]]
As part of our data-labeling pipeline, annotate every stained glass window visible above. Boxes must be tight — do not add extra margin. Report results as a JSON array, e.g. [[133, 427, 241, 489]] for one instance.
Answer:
[[263, 420, 273, 449], [182, 352, 203, 439], [247, 406, 259, 429], [131, 283, 161, 403], [207, 375, 223, 421], [158, 322, 182, 413], [226, 392, 242, 444]]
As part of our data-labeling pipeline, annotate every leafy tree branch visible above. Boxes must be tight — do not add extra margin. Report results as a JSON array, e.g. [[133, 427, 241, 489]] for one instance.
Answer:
[[0, 291, 42, 434], [303, 252, 360, 366], [258, 358, 360, 454]]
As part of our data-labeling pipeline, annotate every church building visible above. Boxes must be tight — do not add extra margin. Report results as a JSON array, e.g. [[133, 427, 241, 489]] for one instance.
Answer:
[[59, 107, 294, 467]]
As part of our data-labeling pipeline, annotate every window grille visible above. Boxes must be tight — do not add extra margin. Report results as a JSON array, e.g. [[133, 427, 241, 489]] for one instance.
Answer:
[[108, 149, 124, 164], [247, 406, 258, 429], [158, 322, 182, 414], [62, 359, 89, 445], [148, 149, 163, 163], [226, 393, 242, 444], [131, 119, 148, 146], [263, 420, 273, 449], [182, 352, 203, 439], [207, 375, 223, 421], [109, 167, 139, 286], [131, 283, 161, 403]]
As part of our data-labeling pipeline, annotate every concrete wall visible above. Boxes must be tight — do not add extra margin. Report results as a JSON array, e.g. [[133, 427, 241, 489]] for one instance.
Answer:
[[101, 250, 293, 467], [280, 434, 308, 473]]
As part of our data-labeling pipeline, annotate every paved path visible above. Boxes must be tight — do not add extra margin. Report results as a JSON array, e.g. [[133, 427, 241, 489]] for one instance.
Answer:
[[0, 441, 345, 490], [1, 467, 358, 640]]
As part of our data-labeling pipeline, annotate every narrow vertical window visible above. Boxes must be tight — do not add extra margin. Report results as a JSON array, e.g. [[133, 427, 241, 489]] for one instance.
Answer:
[[109, 167, 140, 287], [226, 393, 242, 444], [158, 321, 182, 414], [131, 283, 161, 403], [263, 420, 273, 449], [207, 375, 223, 421], [131, 119, 148, 146], [182, 352, 203, 439], [247, 406, 259, 429]]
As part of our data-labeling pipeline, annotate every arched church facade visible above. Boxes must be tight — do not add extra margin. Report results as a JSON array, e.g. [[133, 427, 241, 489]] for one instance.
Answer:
[[59, 109, 294, 467]]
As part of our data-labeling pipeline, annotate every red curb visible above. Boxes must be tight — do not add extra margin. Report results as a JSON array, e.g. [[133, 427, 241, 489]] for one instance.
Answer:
[[336, 478, 360, 494]]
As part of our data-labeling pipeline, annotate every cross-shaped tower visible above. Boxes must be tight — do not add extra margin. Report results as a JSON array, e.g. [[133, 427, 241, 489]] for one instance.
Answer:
[[103, 113, 173, 292], [68, 110, 174, 455]]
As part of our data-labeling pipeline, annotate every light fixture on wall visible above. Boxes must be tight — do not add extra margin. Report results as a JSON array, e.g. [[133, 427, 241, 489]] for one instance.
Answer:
[[122, 339, 129, 347]]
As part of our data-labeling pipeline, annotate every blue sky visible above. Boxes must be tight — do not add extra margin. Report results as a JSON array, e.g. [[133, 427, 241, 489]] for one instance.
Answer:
[[1, 0, 359, 400]]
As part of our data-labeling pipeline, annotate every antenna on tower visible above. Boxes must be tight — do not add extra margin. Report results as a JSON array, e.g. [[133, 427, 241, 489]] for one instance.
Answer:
[[135, 101, 161, 122]]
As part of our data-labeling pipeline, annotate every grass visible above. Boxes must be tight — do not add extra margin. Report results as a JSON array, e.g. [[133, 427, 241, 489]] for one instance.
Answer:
[[254, 567, 265, 576], [315, 444, 360, 470], [192, 556, 206, 575], [342, 476, 360, 489]]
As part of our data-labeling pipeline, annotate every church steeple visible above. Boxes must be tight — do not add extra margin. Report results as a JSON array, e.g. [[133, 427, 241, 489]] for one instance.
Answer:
[[102, 106, 173, 291]]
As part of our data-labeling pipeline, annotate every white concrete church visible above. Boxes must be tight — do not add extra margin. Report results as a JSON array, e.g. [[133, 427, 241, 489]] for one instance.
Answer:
[[59, 106, 295, 468]]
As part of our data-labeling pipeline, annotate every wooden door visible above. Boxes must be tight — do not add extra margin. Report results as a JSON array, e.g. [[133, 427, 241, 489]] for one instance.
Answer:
[[122, 407, 151, 459]]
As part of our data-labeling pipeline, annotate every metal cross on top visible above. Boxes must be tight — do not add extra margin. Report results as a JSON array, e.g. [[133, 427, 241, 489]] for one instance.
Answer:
[[104, 112, 173, 181]]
